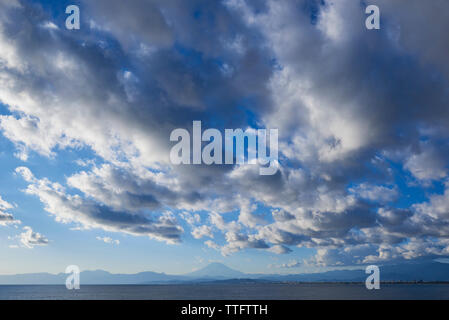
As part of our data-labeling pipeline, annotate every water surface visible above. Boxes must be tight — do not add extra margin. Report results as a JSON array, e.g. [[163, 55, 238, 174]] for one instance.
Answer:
[[1, 283, 449, 300]]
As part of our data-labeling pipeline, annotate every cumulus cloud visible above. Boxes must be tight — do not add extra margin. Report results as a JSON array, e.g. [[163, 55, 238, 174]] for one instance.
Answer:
[[0, 211, 18, 226], [267, 245, 292, 255], [191, 225, 214, 239], [204, 240, 220, 251], [0, 195, 13, 211], [0, 195, 20, 226], [16, 167, 184, 244], [349, 183, 398, 203], [19, 226, 49, 249], [0, 0, 449, 266], [404, 143, 448, 183]]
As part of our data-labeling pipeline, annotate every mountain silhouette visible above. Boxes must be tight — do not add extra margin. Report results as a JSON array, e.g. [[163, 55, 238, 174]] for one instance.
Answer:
[[185, 262, 245, 279], [1, 261, 448, 284]]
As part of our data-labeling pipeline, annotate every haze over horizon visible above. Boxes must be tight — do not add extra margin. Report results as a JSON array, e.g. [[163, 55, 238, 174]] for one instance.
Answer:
[[2, 261, 449, 285]]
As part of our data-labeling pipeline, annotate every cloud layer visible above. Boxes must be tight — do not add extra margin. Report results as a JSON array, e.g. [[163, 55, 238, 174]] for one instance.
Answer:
[[0, 0, 449, 266]]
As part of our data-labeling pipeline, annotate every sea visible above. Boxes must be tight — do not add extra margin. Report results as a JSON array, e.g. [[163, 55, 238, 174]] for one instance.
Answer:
[[1, 283, 449, 300]]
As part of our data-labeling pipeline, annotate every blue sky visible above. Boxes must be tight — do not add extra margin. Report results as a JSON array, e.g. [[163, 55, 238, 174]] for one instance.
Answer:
[[1, 0, 449, 275]]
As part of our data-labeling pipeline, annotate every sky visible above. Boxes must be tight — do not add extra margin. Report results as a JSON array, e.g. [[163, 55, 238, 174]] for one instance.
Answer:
[[1, 0, 449, 275]]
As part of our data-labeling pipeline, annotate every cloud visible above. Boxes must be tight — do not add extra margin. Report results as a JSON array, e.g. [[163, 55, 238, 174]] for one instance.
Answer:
[[0, 195, 13, 211], [16, 167, 184, 244], [180, 212, 201, 226], [191, 225, 214, 239], [85, 0, 174, 49], [19, 226, 49, 249], [269, 259, 301, 269], [0, 0, 449, 266], [221, 231, 270, 256], [0, 195, 20, 226], [279, 260, 301, 269], [204, 240, 220, 251], [404, 142, 448, 183], [0, 211, 18, 226], [96, 236, 120, 245], [267, 245, 292, 254], [349, 183, 398, 203]]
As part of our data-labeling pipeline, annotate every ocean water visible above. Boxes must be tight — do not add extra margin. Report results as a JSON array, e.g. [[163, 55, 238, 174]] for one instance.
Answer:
[[1, 283, 449, 300]]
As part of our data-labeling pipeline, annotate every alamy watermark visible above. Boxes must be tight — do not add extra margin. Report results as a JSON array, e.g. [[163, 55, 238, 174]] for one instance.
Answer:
[[65, 265, 80, 290], [64, 4, 378, 31], [65, 5, 80, 30], [170, 121, 279, 175], [365, 5, 380, 30], [365, 265, 380, 290]]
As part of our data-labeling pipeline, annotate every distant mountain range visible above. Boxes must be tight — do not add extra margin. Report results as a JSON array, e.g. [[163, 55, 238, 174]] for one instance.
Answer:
[[1, 261, 448, 285], [184, 262, 245, 279]]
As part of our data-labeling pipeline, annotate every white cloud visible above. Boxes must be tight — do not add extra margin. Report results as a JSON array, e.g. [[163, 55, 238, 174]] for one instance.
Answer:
[[19, 226, 49, 249], [267, 245, 292, 255], [404, 144, 447, 182], [0, 195, 13, 211], [0, 195, 20, 226], [205, 240, 220, 251], [16, 167, 184, 244], [96, 236, 120, 245], [191, 225, 213, 239], [349, 183, 398, 203], [279, 260, 302, 269]]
